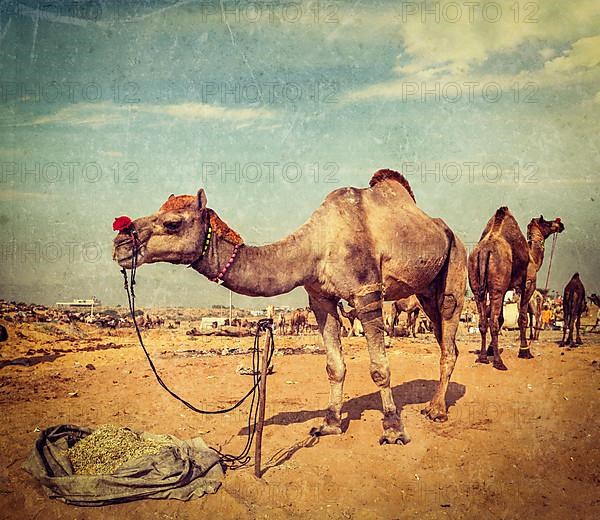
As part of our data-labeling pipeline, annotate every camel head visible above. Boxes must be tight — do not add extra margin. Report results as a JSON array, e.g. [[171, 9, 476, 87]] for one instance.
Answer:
[[112, 189, 220, 269], [528, 215, 565, 239]]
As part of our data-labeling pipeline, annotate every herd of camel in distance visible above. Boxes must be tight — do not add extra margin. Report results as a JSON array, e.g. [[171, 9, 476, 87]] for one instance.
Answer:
[[113, 169, 590, 445]]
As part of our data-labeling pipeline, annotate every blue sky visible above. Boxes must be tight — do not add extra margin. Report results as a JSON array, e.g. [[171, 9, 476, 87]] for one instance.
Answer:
[[1, 0, 599, 308]]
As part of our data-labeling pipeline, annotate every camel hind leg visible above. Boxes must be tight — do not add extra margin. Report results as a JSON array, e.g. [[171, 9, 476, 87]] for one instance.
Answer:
[[475, 298, 489, 363], [574, 294, 583, 345], [417, 234, 466, 421], [575, 312, 583, 345]]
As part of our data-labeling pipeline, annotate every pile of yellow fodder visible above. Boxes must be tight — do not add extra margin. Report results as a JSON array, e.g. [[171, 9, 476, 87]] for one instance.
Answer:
[[69, 425, 167, 475]]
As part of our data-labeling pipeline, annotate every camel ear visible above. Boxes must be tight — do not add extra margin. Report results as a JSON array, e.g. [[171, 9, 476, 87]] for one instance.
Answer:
[[197, 189, 207, 209], [539, 214, 544, 221]]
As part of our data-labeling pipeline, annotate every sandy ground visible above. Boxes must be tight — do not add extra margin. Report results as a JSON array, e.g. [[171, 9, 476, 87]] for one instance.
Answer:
[[0, 320, 599, 519]]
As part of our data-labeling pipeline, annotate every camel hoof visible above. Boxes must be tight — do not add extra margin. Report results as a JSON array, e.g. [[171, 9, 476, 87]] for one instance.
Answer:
[[493, 360, 508, 371], [576, 338, 583, 345], [421, 406, 448, 422], [310, 424, 342, 437], [379, 430, 411, 445], [518, 349, 534, 359], [476, 356, 489, 364]]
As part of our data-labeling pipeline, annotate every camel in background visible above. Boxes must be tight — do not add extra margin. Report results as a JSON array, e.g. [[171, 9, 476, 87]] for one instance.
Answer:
[[337, 302, 363, 336], [114, 169, 467, 444], [589, 294, 600, 332], [560, 273, 586, 346], [277, 312, 286, 335], [468, 208, 564, 370], [388, 296, 421, 338], [290, 308, 310, 335], [528, 290, 544, 340]]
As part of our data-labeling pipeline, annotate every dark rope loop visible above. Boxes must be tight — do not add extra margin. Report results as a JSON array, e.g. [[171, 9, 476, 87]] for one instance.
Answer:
[[119, 229, 274, 470]]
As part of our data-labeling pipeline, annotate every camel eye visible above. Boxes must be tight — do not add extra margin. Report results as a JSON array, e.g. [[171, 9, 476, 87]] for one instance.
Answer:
[[164, 220, 182, 232]]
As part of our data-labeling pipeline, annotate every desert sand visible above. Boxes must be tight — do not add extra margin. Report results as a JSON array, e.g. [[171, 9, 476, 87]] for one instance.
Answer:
[[0, 316, 598, 519]]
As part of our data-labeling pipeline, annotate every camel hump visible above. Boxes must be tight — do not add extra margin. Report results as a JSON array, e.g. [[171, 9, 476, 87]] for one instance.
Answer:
[[369, 169, 415, 202], [572, 272, 579, 278], [494, 206, 509, 221], [491, 206, 510, 229]]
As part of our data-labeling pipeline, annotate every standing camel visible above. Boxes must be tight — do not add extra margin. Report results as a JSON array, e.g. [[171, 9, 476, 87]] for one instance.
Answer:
[[290, 308, 310, 335], [589, 294, 600, 332], [337, 301, 357, 328], [560, 273, 586, 346], [277, 312, 287, 335], [389, 296, 421, 338], [468, 208, 564, 370], [337, 301, 363, 336], [113, 169, 466, 444], [527, 290, 544, 341]]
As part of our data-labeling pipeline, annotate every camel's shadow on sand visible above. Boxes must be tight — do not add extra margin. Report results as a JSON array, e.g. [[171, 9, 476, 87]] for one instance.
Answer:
[[238, 379, 466, 474], [260, 378, 465, 432]]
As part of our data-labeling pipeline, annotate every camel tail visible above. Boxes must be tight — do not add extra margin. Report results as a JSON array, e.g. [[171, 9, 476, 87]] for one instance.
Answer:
[[476, 251, 491, 302]]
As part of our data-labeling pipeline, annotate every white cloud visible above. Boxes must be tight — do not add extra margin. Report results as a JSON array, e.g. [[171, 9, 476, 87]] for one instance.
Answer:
[[347, 0, 600, 101], [0, 190, 53, 201], [544, 35, 600, 74], [5, 101, 276, 128], [155, 102, 275, 121]]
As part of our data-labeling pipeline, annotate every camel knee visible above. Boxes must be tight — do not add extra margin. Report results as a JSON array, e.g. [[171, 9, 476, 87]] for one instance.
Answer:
[[326, 359, 346, 384], [370, 361, 390, 388], [441, 293, 458, 320]]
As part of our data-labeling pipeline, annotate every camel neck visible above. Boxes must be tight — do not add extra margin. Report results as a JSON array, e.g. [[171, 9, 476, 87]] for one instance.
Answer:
[[527, 224, 545, 269], [191, 226, 314, 297]]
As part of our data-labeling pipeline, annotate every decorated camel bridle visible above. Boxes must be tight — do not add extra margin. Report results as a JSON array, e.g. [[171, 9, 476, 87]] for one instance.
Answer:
[[112, 210, 243, 285]]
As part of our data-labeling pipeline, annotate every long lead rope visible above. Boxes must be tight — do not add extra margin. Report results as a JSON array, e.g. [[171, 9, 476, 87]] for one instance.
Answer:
[[543, 233, 559, 292], [119, 230, 274, 470]]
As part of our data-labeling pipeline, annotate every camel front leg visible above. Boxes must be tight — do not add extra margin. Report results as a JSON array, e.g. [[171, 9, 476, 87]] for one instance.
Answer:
[[355, 288, 410, 445], [560, 310, 569, 346], [307, 292, 345, 436], [528, 309, 534, 340], [410, 310, 418, 338], [518, 281, 535, 359]]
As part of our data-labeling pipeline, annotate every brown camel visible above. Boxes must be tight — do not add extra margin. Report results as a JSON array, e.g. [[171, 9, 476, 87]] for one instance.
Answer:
[[277, 312, 286, 335], [337, 301, 357, 326], [527, 289, 544, 341], [560, 273, 586, 346], [389, 296, 421, 338], [290, 308, 310, 335], [589, 294, 600, 332], [468, 208, 564, 370], [337, 301, 361, 336], [113, 169, 467, 444]]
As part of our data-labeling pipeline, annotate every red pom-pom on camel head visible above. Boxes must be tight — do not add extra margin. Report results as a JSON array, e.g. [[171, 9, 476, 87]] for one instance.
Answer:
[[113, 216, 133, 232]]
